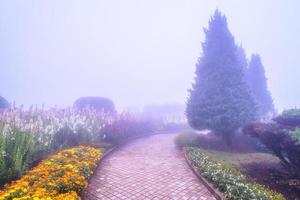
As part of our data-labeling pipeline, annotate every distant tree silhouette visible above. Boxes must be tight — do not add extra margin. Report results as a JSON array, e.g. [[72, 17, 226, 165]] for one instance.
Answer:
[[247, 54, 274, 116], [0, 96, 9, 109], [74, 96, 116, 113], [186, 10, 257, 145], [236, 45, 248, 76]]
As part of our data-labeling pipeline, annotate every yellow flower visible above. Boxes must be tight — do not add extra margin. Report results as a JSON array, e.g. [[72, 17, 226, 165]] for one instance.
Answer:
[[0, 146, 103, 199]]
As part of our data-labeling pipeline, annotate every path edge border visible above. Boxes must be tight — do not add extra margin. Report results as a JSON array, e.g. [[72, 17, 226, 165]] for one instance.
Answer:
[[82, 146, 118, 199], [183, 149, 226, 200]]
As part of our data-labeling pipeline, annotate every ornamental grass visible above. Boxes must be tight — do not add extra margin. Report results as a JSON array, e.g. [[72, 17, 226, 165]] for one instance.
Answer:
[[0, 146, 103, 200]]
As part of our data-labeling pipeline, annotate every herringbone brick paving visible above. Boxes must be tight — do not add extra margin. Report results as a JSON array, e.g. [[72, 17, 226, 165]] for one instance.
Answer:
[[84, 134, 216, 200]]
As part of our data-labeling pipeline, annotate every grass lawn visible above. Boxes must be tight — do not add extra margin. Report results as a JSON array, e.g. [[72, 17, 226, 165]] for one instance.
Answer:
[[202, 150, 280, 168]]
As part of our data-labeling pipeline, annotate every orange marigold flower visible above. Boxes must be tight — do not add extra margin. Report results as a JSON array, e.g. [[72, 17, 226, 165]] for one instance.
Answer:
[[0, 146, 103, 199]]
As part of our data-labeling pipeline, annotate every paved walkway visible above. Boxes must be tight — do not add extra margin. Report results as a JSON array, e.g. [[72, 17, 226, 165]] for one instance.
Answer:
[[84, 134, 216, 200]]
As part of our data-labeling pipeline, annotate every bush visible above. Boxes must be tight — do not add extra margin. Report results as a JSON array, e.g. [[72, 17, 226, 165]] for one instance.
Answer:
[[174, 132, 201, 148], [0, 96, 9, 109], [101, 114, 155, 145], [290, 127, 300, 144], [0, 146, 103, 199], [161, 123, 190, 132], [273, 108, 300, 126], [74, 96, 116, 113], [183, 131, 268, 153], [243, 122, 300, 178], [185, 147, 285, 200], [243, 109, 300, 179]]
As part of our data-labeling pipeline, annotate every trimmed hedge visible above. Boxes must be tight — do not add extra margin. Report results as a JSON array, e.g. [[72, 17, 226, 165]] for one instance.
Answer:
[[185, 147, 285, 200], [74, 96, 116, 113]]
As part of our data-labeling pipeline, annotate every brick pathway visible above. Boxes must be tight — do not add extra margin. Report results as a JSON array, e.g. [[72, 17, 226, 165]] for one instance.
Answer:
[[84, 134, 216, 200]]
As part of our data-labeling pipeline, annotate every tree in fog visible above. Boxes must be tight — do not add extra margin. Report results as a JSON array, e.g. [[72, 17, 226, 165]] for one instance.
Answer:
[[236, 45, 248, 75], [0, 96, 9, 109], [186, 10, 257, 145], [247, 54, 274, 116]]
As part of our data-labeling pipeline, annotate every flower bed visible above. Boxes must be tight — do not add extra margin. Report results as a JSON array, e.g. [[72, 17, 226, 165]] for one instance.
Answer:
[[185, 147, 285, 200], [0, 106, 112, 184], [0, 146, 103, 199]]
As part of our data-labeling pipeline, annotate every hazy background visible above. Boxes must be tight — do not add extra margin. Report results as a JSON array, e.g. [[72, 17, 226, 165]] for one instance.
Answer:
[[0, 0, 299, 111]]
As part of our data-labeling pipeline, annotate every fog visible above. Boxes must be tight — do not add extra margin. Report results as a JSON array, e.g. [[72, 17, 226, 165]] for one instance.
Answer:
[[1, 0, 299, 111]]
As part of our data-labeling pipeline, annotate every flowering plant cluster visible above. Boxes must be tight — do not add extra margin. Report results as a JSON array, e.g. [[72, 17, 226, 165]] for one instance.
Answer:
[[0, 105, 112, 147], [0, 146, 103, 200], [185, 147, 285, 200], [0, 106, 112, 184]]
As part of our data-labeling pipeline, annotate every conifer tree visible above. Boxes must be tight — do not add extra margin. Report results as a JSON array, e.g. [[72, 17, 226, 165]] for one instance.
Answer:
[[186, 10, 257, 145], [0, 96, 9, 109], [236, 45, 248, 76], [247, 54, 274, 116]]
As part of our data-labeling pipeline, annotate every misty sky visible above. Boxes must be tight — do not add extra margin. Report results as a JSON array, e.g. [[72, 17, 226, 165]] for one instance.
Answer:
[[1, 0, 299, 111]]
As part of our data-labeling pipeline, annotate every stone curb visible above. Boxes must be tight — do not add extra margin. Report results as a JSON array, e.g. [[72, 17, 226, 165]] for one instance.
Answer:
[[183, 149, 226, 200]]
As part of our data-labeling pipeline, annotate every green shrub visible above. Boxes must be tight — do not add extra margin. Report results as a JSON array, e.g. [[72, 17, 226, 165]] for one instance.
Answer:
[[281, 108, 300, 118], [243, 122, 300, 178], [0, 124, 41, 184], [51, 127, 93, 151], [185, 147, 285, 200], [290, 127, 300, 145], [174, 132, 201, 148], [273, 108, 300, 126]]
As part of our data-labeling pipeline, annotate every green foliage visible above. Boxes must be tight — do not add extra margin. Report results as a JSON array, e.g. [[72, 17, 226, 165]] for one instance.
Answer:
[[174, 132, 201, 148], [0, 96, 9, 109], [244, 109, 300, 178], [185, 147, 285, 200], [51, 127, 92, 151], [273, 108, 300, 126], [0, 123, 40, 184], [186, 10, 257, 143], [290, 127, 300, 144], [282, 108, 300, 118]]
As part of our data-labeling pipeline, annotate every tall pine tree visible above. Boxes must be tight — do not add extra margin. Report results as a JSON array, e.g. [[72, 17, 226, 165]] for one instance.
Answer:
[[186, 10, 257, 145], [247, 54, 274, 117], [0, 96, 9, 109], [236, 45, 248, 76]]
